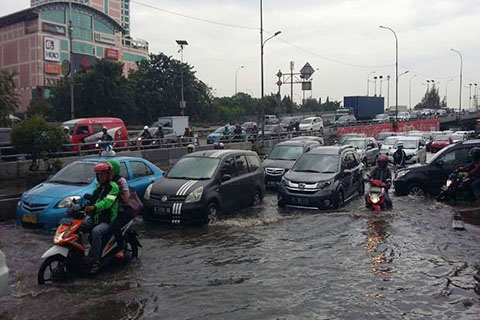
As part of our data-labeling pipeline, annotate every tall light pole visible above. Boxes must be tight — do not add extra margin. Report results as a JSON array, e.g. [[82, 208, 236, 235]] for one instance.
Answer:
[[260, 0, 281, 146], [68, 0, 74, 119], [475, 83, 478, 110], [378, 75, 384, 97], [451, 48, 463, 113], [409, 74, 417, 109], [373, 76, 378, 96], [176, 40, 188, 116], [235, 65, 244, 95], [367, 71, 375, 96], [380, 25, 398, 125], [469, 83, 473, 109]]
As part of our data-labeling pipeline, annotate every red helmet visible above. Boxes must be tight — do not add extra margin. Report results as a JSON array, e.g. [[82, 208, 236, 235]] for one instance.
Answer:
[[94, 162, 113, 181], [377, 155, 388, 168]]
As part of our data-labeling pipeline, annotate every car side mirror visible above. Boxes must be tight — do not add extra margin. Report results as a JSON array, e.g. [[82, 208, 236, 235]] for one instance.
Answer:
[[435, 160, 444, 168], [222, 174, 231, 182]]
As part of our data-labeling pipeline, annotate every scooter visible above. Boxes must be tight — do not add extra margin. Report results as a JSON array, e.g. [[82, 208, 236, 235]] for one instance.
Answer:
[[436, 170, 474, 203], [38, 201, 141, 285], [365, 179, 389, 211]]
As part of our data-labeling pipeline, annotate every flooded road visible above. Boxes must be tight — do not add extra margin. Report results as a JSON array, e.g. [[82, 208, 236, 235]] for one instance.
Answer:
[[1, 190, 480, 319]]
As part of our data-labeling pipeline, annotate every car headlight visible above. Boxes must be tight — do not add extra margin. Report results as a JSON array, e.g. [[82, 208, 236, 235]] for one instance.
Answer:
[[185, 187, 204, 203], [446, 180, 452, 187], [144, 184, 153, 200], [281, 176, 291, 187], [56, 196, 81, 208], [316, 180, 332, 189], [396, 170, 409, 179]]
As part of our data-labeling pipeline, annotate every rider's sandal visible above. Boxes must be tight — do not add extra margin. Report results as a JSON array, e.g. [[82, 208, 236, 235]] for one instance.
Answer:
[[90, 262, 100, 274], [115, 250, 125, 259]]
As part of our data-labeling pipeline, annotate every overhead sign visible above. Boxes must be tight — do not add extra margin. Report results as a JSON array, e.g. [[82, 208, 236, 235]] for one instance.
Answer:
[[105, 48, 119, 60], [302, 81, 312, 91], [300, 62, 315, 80], [44, 37, 60, 62], [42, 22, 66, 35], [94, 32, 116, 45], [44, 63, 61, 75]]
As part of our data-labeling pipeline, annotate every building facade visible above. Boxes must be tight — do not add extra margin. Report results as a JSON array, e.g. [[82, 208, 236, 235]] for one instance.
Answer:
[[1, 0, 145, 112]]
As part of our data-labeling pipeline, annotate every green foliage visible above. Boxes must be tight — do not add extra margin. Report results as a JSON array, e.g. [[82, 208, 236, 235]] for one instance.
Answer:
[[27, 97, 52, 119], [415, 87, 441, 110], [11, 115, 63, 159], [0, 71, 19, 126]]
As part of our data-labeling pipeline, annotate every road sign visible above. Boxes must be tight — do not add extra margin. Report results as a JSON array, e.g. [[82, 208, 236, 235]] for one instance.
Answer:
[[61, 60, 71, 77], [300, 62, 315, 80], [302, 81, 312, 91]]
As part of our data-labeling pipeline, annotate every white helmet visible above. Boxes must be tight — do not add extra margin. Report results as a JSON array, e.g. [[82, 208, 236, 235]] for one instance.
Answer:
[[63, 126, 69, 131], [144, 125, 149, 130]]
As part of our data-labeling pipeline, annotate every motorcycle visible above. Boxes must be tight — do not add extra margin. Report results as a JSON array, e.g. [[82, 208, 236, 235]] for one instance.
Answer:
[[436, 170, 474, 203], [38, 200, 141, 285], [365, 179, 389, 211]]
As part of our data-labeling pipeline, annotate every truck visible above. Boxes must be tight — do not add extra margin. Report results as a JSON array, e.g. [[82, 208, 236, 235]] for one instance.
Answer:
[[151, 116, 189, 136], [343, 96, 384, 121]]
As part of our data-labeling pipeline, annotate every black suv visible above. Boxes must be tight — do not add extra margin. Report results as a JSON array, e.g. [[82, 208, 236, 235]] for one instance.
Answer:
[[278, 146, 364, 209], [144, 150, 265, 225], [262, 139, 321, 187], [394, 140, 480, 196]]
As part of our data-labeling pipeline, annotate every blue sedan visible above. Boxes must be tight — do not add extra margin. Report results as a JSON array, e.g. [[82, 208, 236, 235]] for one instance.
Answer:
[[206, 125, 246, 144], [16, 156, 163, 232]]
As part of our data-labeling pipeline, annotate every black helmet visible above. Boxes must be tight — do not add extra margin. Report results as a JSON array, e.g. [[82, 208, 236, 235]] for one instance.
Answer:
[[469, 147, 480, 162]]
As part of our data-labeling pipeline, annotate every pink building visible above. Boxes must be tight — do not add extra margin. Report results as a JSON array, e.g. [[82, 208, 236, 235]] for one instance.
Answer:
[[0, 0, 148, 112]]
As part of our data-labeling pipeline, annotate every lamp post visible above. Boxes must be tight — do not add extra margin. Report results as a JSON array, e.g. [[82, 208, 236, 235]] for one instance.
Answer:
[[373, 76, 378, 96], [68, 0, 74, 119], [176, 40, 188, 116], [469, 83, 473, 109], [379, 25, 399, 124], [367, 71, 375, 96], [409, 74, 417, 109], [260, 0, 281, 146], [235, 65, 244, 95], [475, 83, 478, 110], [451, 48, 463, 113], [378, 75, 384, 97]]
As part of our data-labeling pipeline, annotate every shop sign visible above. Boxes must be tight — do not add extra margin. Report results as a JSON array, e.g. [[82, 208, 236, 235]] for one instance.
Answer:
[[94, 32, 116, 45], [44, 63, 61, 75], [44, 37, 60, 62], [42, 22, 66, 35], [105, 48, 119, 60], [44, 77, 61, 87]]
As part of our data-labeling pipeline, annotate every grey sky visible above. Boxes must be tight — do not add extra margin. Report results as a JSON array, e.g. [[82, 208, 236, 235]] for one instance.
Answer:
[[2, 0, 479, 109]]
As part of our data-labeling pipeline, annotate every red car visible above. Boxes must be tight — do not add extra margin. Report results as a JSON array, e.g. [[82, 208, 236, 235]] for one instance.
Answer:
[[430, 136, 453, 153]]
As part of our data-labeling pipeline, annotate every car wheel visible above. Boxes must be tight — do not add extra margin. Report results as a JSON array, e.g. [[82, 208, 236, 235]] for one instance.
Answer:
[[333, 190, 344, 209], [408, 183, 426, 196], [252, 189, 262, 206], [207, 202, 220, 224]]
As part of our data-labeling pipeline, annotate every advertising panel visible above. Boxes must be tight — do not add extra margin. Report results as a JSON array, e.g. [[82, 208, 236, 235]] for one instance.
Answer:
[[105, 48, 119, 60], [44, 37, 60, 62], [94, 32, 116, 45], [337, 119, 440, 138], [42, 22, 66, 35], [44, 63, 61, 75]]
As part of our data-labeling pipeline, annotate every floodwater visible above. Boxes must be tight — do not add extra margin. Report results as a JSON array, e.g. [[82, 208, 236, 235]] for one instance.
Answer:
[[1, 191, 480, 319]]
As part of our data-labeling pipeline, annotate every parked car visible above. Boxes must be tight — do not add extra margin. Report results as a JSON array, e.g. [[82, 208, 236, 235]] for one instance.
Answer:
[[450, 134, 465, 143], [262, 139, 321, 187], [380, 136, 399, 156], [388, 137, 427, 164], [0, 250, 8, 296], [342, 137, 379, 166], [397, 112, 411, 121], [144, 150, 265, 225], [290, 135, 325, 145], [373, 113, 390, 123], [410, 110, 423, 119], [241, 122, 258, 134], [264, 115, 279, 125], [430, 135, 453, 153], [299, 117, 324, 133], [334, 115, 356, 126], [394, 140, 480, 196], [280, 116, 302, 130], [63, 117, 129, 151], [16, 156, 163, 231], [435, 109, 448, 117], [263, 124, 286, 137], [376, 132, 398, 147], [278, 146, 364, 209]]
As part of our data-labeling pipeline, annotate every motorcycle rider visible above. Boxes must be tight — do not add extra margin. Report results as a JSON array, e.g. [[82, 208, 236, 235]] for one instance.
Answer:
[[107, 159, 130, 259], [187, 144, 195, 153], [155, 126, 164, 139], [458, 147, 480, 203], [141, 125, 153, 141], [83, 162, 119, 274], [101, 126, 113, 143], [393, 142, 408, 169], [368, 155, 393, 210], [213, 142, 225, 149]]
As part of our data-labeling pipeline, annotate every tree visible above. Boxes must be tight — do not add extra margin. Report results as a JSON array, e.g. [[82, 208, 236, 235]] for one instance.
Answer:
[[415, 87, 441, 110], [50, 59, 135, 122], [27, 97, 51, 119], [0, 71, 19, 126]]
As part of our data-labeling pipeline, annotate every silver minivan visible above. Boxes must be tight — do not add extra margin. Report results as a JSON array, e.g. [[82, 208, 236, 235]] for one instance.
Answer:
[[342, 137, 379, 166], [388, 137, 427, 164]]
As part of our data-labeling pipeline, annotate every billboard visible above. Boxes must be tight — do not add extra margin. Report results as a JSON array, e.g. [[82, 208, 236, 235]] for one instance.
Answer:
[[105, 48, 119, 60], [44, 37, 60, 62], [337, 119, 440, 138]]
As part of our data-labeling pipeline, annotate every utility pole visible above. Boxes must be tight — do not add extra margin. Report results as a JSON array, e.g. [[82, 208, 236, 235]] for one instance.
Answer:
[[451, 49, 463, 113], [290, 61, 294, 107], [68, 0, 74, 119]]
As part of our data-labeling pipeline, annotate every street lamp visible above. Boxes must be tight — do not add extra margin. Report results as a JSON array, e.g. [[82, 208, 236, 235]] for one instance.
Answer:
[[176, 39, 188, 116], [451, 48, 463, 113], [367, 71, 376, 96], [409, 74, 417, 109], [260, 0, 281, 146], [373, 76, 378, 96], [379, 25, 399, 124], [235, 65, 244, 95]]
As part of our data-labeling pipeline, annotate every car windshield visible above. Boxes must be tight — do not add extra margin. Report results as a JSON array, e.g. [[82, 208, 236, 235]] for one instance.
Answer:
[[292, 154, 339, 173], [343, 139, 366, 149], [394, 140, 417, 149], [408, 132, 423, 137], [49, 161, 96, 185], [451, 135, 463, 141], [167, 157, 220, 180], [375, 114, 386, 119], [265, 125, 277, 131], [269, 146, 304, 161], [214, 127, 227, 133], [427, 144, 455, 164], [377, 132, 392, 140], [383, 137, 397, 146], [300, 118, 313, 124]]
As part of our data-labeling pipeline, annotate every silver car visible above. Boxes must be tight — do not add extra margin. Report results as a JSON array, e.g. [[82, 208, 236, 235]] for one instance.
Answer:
[[342, 137, 379, 166], [0, 250, 8, 296], [388, 137, 427, 164]]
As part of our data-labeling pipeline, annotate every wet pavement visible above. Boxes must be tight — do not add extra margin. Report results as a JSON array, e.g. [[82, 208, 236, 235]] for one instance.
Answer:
[[1, 190, 480, 319]]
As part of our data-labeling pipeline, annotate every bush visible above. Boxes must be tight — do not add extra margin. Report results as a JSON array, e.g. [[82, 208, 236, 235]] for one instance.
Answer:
[[11, 115, 63, 160]]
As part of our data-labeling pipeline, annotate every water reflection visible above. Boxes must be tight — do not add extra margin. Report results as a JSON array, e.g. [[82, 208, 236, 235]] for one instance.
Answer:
[[364, 212, 392, 276]]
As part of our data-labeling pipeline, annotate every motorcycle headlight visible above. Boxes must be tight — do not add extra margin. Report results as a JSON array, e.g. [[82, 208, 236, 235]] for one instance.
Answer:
[[56, 196, 81, 208], [370, 196, 381, 204], [396, 170, 409, 179], [144, 184, 153, 200], [185, 187, 204, 203], [446, 180, 452, 187]]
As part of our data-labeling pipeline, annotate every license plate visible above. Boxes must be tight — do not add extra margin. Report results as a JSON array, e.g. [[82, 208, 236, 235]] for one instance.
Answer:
[[267, 181, 280, 187], [154, 206, 171, 214], [22, 213, 38, 224], [292, 197, 309, 205]]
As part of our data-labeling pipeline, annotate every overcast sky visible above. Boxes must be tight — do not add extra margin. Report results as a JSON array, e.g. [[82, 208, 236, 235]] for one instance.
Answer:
[[2, 0, 480, 109]]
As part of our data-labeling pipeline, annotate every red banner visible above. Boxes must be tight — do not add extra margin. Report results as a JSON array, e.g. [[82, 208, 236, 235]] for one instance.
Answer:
[[337, 119, 440, 138], [105, 48, 119, 60]]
